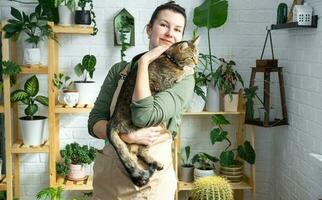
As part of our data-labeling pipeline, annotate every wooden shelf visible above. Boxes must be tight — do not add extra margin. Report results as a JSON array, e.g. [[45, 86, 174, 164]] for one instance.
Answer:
[[55, 104, 94, 113], [0, 175, 7, 191], [56, 176, 93, 190], [11, 140, 49, 153], [20, 65, 48, 74], [271, 15, 318, 30], [178, 176, 252, 191], [245, 118, 288, 127], [183, 111, 245, 116], [0, 105, 4, 113], [52, 25, 94, 34]]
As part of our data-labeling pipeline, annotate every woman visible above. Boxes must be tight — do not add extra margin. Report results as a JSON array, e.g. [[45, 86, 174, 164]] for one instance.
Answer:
[[88, 1, 194, 199]]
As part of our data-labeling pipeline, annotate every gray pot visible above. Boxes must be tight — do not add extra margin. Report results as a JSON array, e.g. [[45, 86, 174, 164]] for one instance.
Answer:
[[179, 165, 194, 182]]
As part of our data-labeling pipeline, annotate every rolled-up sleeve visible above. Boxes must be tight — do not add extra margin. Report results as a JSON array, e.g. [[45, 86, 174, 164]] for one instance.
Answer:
[[130, 75, 194, 127], [88, 62, 125, 138]]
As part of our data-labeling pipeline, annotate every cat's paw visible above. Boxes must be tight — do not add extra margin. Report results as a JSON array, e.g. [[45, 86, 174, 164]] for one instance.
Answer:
[[132, 170, 150, 187], [153, 161, 164, 171]]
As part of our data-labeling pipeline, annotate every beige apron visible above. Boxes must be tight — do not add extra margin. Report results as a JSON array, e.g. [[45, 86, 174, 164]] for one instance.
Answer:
[[92, 64, 177, 200]]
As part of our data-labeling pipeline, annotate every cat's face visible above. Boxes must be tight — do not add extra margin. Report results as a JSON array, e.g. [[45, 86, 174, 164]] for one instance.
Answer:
[[166, 36, 200, 70]]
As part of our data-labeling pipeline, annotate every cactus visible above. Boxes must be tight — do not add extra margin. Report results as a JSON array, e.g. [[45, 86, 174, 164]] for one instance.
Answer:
[[191, 176, 233, 200]]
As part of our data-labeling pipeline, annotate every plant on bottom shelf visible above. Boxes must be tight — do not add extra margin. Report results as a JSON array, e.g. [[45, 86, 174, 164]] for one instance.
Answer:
[[56, 142, 96, 177], [210, 114, 255, 167], [179, 145, 193, 167], [36, 186, 62, 200], [192, 152, 218, 170], [0, 60, 22, 95], [191, 176, 233, 200]]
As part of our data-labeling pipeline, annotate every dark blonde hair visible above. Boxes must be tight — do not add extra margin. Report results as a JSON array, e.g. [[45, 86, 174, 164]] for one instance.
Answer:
[[148, 1, 187, 34]]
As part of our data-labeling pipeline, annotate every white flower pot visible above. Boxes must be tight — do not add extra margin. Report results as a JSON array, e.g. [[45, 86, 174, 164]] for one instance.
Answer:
[[58, 5, 74, 26], [258, 107, 276, 122], [224, 94, 239, 112], [67, 164, 86, 181], [24, 48, 41, 65], [74, 81, 96, 104], [115, 31, 131, 45], [58, 90, 79, 107], [188, 86, 207, 112], [19, 116, 47, 146], [205, 82, 220, 112], [194, 168, 216, 180]]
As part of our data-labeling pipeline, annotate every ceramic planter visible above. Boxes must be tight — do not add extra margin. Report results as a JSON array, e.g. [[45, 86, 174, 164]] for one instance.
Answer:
[[75, 10, 91, 25], [258, 107, 276, 122], [58, 90, 79, 107], [194, 168, 216, 180], [220, 162, 243, 183], [224, 93, 239, 112], [24, 48, 40, 65], [115, 30, 131, 45], [19, 116, 47, 146], [67, 164, 86, 181], [188, 86, 207, 112], [58, 5, 74, 25], [205, 82, 220, 112], [179, 165, 194, 182], [74, 81, 96, 104]]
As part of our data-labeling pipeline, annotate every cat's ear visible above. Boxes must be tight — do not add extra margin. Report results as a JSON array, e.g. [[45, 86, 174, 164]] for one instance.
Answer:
[[180, 42, 189, 50], [192, 36, 200, 46]]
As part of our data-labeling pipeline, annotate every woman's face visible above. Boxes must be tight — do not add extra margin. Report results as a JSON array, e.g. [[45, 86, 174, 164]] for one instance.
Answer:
[[147, 10, 185, 50]]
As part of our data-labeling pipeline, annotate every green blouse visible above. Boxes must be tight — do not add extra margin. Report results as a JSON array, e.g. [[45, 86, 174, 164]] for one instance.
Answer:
[[88, 54, 194, 138]]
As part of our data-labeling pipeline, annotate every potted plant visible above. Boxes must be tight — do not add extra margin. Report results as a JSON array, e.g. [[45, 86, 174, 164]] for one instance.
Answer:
[[36, 186, 62, 200], [192, 152, 218, 179], [3, 6, 57, 65], [178, 146, 194, 182], [74, 0, 98, 35], [212, 58, 244, 112], [53, 72, 79, 107], [193, 0, 228, 112], [56, 142, 96, 181], [10, 75, 49, 146], [74, 54, 96, 104], [244, 86, 276, 122], [115, 13, 134, 61], [54, 0, 76, 25], [0, 60, 22, 97], [210, 114, 255, 182], [191, 176, 233, 200]]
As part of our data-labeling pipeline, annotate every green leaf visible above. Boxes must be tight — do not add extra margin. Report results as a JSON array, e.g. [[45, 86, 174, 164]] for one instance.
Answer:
[[74, 63, 84, 77], [184, 146, 190, 162], [10, 90, 29, 102], [237, 141, 256, 164], [24, 75, 39, 97], [25, 104, 38, 116], [212, 114, 230, 125], [35, 95, 49, 106], [220, 150, 234, 166], [210, 128, 227, 144], [193, 0, 228, 29], [10, 7, 22, 21]]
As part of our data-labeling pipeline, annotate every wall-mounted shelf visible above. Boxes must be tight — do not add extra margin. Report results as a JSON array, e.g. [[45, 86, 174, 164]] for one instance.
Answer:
[[271, 15, 318, 30]]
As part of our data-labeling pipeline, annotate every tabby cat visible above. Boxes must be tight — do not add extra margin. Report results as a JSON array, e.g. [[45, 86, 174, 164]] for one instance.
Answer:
[[107, 36, 199, 186]]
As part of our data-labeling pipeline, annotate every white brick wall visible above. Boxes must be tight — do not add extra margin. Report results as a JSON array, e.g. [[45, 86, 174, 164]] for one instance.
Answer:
[[1, 0, 322, 199]]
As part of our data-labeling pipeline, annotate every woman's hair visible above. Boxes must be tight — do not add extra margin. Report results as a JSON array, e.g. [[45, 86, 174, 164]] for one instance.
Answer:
[[148, 1, 187, 33]]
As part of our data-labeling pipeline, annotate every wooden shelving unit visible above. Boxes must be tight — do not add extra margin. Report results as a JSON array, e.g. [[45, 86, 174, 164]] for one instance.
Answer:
[[174, 98, 256, 200], [1, 21, 94, 199]]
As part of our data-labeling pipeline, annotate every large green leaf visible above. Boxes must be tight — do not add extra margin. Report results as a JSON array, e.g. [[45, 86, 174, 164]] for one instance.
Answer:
[[35, 95, 49, 106], [25, 104, 38, 117], [10, 7, 22, 21], [237, 141, 256, 164], [220, 150, 234, 166], [210, 128, 227, 144], [193, 0, 228, 29], [24, 75, 39, 97], [212, 114, 230, 126], [10, 90, 29, 102]]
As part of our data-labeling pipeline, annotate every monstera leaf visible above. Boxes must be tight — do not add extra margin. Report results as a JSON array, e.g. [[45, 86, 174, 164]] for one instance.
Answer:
[[193, 0, 228, 30]]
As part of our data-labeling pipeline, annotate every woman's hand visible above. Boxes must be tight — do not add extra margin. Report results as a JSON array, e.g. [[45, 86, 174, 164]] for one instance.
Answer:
[[119, 126, 163, 146], [138, 45, 169, 66]]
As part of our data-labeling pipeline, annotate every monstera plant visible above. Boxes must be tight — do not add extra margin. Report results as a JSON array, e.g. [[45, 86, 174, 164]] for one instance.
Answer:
[[193, 0, 228, 112]]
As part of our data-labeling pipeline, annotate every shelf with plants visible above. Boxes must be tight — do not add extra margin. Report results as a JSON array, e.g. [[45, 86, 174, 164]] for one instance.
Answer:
[[20, 65, 48, 74], [54, 104, 93, 113], [56, 175, 93, 190], [52, 24, 94, 34], [11, 140, 49, 154], [271, 15, 318, 30]]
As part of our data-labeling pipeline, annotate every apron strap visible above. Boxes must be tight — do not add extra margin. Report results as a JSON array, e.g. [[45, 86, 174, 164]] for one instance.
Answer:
[[110, 63, 131, 117]]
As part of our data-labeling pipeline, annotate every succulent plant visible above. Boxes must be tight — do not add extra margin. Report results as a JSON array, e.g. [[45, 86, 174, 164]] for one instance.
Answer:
[[191, 176, 233, 200]]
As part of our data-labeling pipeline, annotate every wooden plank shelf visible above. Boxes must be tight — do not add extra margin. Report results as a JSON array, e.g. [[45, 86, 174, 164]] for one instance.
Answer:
[[245, 118, 288, 127], [55, 104, 94, 113], [271, 15, 318, 30], [178, 176, 252, 191], [56, 176, 93, 190], [0, 175, 7, 191], [0, 105, 4, 113], [11, 140, 49, 153], [52, 25, 94, 34], [20, 65, 48, 74], [183, 111, 245, 116]]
